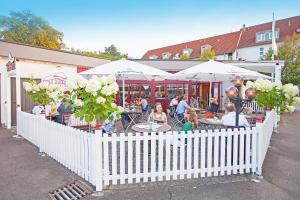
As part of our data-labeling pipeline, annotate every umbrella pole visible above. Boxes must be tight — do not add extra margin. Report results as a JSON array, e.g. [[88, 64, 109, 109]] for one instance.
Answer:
[[122, 79, 125, 107], [209, 74, 212, 107]]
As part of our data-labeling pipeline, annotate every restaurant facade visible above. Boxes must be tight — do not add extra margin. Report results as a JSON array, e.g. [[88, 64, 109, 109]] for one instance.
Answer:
[[0, 40, 284, 128]]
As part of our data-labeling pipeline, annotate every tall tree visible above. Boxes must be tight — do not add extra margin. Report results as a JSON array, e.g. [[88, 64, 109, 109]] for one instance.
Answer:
[[264, 34, 300, 84], [199, 47, 216, 61], [104, 44, 121, 56], [0, 11, 65, 49]]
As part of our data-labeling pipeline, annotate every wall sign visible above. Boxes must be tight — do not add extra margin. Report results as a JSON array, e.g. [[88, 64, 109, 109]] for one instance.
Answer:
[[6, 53, 16, 72], [42, 73, 67, 88]]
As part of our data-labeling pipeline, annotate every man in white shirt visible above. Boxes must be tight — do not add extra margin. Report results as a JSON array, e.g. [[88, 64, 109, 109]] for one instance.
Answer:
[[221, 103, 250, 127], [169, 95, 179, 107]]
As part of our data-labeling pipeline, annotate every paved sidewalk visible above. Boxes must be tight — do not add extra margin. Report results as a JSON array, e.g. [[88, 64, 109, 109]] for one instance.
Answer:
[[0, 108, 299, 200], [0, 128, 80, 200]]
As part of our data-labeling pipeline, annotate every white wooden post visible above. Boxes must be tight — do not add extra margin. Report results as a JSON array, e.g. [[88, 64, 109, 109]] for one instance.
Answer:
[[93, 129, 103, 196], [255, 122, 263, 177], [6, 77, 11, 129], [15, 62, 21, 111], [274, 63, 282, 83]]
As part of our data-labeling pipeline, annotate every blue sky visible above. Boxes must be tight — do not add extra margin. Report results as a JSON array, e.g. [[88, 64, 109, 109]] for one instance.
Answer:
[[0, 0, 299, 58]]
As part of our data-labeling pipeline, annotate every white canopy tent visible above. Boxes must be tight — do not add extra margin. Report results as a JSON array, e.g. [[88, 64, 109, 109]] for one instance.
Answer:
[[80, 58, 173, 106], [173, 60, 271, 104]]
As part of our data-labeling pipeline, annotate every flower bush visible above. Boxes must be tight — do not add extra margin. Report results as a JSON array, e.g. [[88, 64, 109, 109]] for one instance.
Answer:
[[246, 78, 299, 113], [23, 78, 63, 106], [65, 74, 122, 123]]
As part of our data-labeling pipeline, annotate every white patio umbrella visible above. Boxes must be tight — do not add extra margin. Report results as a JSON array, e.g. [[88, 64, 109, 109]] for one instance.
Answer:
[[80, 58, 173, 106], [173, 60, 271, 104]]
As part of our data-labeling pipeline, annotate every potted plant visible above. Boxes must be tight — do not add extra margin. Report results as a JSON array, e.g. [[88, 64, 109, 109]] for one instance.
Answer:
[[65, 75, 123, 129]]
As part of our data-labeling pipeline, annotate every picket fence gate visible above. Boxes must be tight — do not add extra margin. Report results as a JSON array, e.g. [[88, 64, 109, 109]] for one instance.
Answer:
[[17, 109, 277, 193]]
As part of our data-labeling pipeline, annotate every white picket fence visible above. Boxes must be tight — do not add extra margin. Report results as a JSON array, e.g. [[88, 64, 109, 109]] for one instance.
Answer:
[[244, 101, 264, 112], [17, 109, 277, 192], [101, 128, 258, 186], [256, 109, 276, 175]]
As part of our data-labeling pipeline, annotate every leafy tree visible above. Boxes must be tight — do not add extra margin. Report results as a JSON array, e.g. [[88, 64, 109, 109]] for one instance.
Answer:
[[70, 47, 128, 60], [199, 47, 216, 60], [263, 34, 300, 84], [104, 44, 121, 56], [180, 53, 189, 60], [0, 11, 65, 49]]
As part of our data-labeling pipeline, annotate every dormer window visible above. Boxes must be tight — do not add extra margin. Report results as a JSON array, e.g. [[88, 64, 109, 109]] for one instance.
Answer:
[[200, 44, 212, 53], [256, 29, 279, 42], [182, 48, 193, 56], [149, 55, 158, 59], [162, 52, 171, 59]]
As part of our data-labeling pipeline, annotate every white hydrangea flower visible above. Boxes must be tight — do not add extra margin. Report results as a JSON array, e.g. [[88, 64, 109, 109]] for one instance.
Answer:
[[287, 105, 296, 113], [292, 97, 300, 105], [66, 78, 78, 90], [38, 81, 50, 90], [32, 84, 40, 92], [107, 74, 116, 84], [75, 75, 88, 88], [109, 82, 119, 94], [253, 78, 273, 92], [283, 84, 299, 98], [96, 96, 106, 104], [23, 82, 32, 92], [273, 81, 283, 90], [245, 81, 254, 88], [99, 76, 108, 86], [85, 79, 102, 93], [101, 85, 113, 96], [74, 99, 83, 107]]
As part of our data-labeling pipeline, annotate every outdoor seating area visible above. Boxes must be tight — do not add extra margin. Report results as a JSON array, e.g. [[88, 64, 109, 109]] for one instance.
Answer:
[[17, 58, 299, 195]]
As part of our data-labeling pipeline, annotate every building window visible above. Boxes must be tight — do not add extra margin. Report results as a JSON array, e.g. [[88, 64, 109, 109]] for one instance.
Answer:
[[167, 84, 177, 99], [201, 44, 212, 53], [149, 55, 158, 59], [182, 48, 193, 56], [162, 52, 171, 59], [228, 53, 233, 60], [256, 29, 279, 42], [155, 84, 165, 98], [259, 47, 264, 58]]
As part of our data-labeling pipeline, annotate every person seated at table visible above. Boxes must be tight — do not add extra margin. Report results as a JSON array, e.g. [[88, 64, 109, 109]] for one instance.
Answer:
[[32, 102, 43, 115], [176, 95, 190, 118], [181, 111, 198, 132], [209, 97, 219, 114], [169, 95, 179, 107], [221, 103, 250, 128], [149, 102, 167, 124], [57, 98, 72, 124], [190, 96, 199, 108], [139, 96, 149, 112], [102, 111, 118, 134]]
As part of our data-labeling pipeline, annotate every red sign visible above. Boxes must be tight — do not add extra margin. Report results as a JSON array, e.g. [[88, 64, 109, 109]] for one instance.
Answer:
[[6, 54, 16, 71], [43, 73, 67, 88]]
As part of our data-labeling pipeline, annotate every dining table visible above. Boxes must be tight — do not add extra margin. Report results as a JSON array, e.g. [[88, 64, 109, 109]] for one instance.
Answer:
[[131, 122, 171, 133], [198, 117, 224, 130]]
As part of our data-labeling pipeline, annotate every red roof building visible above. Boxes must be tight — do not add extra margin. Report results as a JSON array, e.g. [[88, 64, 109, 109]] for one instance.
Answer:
[[142, 15, 300, 61]]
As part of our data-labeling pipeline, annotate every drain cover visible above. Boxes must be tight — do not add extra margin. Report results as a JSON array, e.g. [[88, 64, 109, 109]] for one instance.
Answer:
[[49, 180, 93, 200]]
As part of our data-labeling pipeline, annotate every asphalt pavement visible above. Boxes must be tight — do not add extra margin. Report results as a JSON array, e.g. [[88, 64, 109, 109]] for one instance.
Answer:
[[0, 107, 299, 200]]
